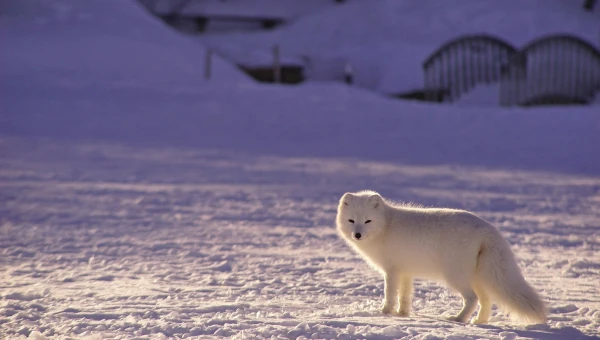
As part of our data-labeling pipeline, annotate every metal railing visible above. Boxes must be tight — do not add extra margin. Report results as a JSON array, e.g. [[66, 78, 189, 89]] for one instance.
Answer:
[[422, 34, 600, 106], [499, 34, 600, 106], [423, 34, 517, 102]]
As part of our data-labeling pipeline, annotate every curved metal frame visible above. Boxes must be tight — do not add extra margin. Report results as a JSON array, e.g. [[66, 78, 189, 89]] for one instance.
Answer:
[[423, 34, 517, 69], [519, 34, 600, 58]]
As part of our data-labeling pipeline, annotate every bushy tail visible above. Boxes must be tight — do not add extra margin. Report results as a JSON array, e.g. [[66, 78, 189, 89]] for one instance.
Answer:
[[476, 235, 547, 324]]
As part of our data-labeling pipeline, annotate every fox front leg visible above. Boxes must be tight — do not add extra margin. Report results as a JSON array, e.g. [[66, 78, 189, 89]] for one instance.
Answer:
[[381, 272, 400, 314], [397, 276, 413, 316]]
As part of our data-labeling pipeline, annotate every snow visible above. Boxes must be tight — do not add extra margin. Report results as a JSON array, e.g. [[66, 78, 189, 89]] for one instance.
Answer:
[[1, 0, 600, 339], [0, 0, 248, 87], [147, 0, 339, 20], [197, 0, 600, 94]]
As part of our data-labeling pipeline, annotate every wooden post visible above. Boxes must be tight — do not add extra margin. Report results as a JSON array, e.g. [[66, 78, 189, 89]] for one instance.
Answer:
[[344, 60, 354, 85], [204, 49, 212, 80], [273, 44, 281, 83], [583, 0, 597, 11]]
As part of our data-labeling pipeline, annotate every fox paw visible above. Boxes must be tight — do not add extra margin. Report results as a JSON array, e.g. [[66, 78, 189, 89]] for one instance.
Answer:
[[381, 307, 410, 317], [447, 316, 468, 323], [380, 306, 394, 314], [395, 310, 410, 317], [471, 317, 489, 325]]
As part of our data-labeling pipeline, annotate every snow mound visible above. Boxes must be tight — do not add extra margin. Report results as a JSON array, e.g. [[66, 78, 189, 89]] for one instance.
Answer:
[[0, 0, 248, 87]]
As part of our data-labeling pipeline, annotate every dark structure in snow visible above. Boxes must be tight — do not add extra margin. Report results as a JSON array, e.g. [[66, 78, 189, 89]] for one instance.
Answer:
[[583, 0, 597, 11], [422, 34, 517, 103], [238, 64, 305, 84], [499, 34, 600, 107], [423, 34, 600, 107]]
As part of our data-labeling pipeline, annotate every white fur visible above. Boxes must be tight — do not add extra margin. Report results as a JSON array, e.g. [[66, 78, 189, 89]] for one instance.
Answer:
[[336, 190, 546, 324]]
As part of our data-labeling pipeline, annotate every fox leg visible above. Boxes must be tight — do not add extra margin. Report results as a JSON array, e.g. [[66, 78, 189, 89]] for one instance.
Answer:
[[472, 284, 491, 324], [397, 276, 413, 316], [381, 272, 400, 314], [450, 288, 478, 323], [444, 274, 478, 323]]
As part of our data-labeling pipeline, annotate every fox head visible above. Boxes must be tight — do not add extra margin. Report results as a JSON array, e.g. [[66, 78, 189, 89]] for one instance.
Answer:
[[336, 191, 386, 243]]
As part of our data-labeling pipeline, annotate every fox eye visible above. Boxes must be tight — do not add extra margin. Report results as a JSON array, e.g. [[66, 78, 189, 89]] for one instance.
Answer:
[[365, 220, 372, 224], [348, 219, 355, 223]]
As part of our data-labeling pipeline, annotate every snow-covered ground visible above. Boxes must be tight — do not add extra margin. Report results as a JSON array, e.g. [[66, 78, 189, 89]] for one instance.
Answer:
[[2, 138, 600, 340], [1, 1, 600, 339]]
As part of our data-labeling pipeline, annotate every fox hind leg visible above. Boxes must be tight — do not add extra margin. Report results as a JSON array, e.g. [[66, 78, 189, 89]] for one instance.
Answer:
[[472, 284, 491, 324], [450, 288, 478, 323], [445, 274, 478, 323], [443, 255, 480, 323]]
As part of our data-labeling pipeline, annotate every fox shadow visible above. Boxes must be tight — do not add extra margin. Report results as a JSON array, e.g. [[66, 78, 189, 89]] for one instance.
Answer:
[[476, 323, 599, 340]]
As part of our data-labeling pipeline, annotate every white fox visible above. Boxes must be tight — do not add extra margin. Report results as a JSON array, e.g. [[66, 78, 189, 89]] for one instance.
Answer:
[[336, 190, 546, 324]]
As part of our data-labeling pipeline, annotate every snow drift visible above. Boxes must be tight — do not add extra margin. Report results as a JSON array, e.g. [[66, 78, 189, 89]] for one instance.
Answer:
[[0, 0, 248, 87]]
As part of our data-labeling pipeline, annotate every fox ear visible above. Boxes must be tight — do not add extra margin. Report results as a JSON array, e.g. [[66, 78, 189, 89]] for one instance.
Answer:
[[340, 192, 354, 206], [368, 194, 382, 209]]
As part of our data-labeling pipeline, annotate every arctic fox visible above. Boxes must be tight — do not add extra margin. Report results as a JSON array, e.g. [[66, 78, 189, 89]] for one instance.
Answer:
[[336, 190, 546, 325]]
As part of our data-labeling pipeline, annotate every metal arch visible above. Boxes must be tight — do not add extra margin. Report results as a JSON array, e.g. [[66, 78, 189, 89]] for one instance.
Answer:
[[519, 34, 600, 59], [422, 34, 517, 70]]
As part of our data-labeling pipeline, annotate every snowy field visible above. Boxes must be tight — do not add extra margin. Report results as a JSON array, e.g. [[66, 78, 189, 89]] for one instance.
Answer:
[[1, 138, 600, 339], [1, 1, 600, 339]]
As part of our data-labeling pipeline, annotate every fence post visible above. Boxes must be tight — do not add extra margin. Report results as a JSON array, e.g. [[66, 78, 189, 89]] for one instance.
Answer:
[[583, 0, 597, 11], [273, 44, 281, 83], [204, 49, 212, 80], [499, 66, 507, 106], [344, 60, 354, 85]]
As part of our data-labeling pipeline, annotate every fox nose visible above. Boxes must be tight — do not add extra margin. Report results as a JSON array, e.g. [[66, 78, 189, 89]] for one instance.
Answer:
[[354, 232, 362, 240]]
